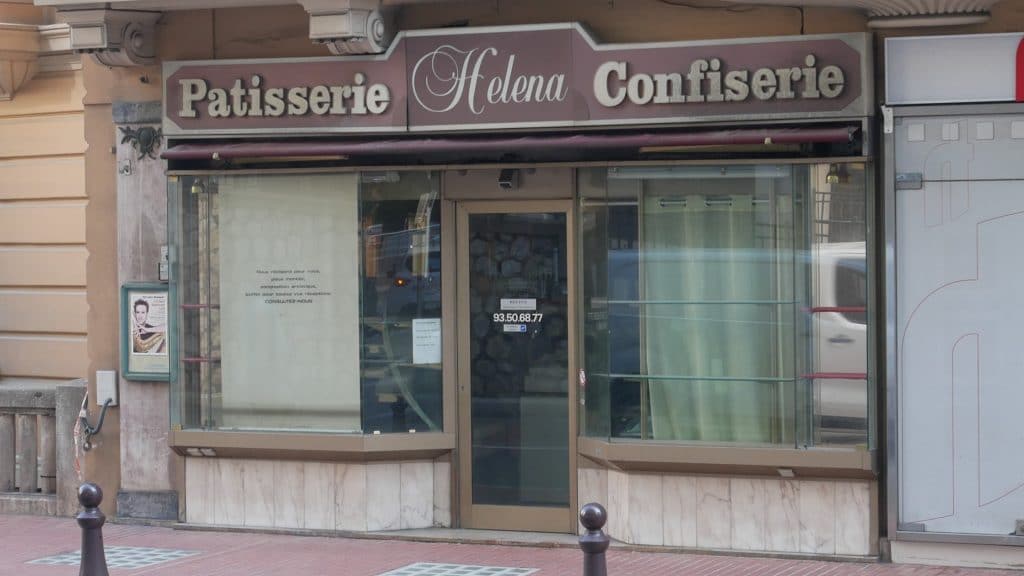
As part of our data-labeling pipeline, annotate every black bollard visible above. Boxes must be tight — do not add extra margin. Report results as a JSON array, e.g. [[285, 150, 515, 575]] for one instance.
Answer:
[[76, 482, 109, 576], [578, 502, 610, 576]]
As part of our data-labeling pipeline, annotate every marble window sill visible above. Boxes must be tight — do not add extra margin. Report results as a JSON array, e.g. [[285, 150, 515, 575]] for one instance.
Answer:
[[171, 430, 455, 462], [579, 436, 875, 479]]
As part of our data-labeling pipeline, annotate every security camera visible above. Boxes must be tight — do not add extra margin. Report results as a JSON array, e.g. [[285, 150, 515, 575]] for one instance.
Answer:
[[498, 168, 518, 190]]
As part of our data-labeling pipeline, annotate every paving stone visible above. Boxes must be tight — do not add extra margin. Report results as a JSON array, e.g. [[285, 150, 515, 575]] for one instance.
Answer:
[[1, 514, 1019, 575]]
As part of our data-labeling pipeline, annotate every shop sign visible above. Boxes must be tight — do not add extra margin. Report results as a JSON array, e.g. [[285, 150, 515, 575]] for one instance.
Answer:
[[163, 24, 869, 137], [886, 33, 1024, 105], [164, 53, 409, 136]]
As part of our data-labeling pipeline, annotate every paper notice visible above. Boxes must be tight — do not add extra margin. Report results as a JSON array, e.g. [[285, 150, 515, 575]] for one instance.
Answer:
[[412, 318, 442, 364]]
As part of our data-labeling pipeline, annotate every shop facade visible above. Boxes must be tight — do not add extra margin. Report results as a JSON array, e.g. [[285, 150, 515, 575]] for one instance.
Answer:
[[151, 22, 878, 555], [16, 0, 1024, 566], [883, 32, 1024, 567]]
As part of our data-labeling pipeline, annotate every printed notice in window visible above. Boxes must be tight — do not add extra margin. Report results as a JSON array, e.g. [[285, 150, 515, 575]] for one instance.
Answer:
[[412, 318, 442, 364], [218, 173, 360, 431]]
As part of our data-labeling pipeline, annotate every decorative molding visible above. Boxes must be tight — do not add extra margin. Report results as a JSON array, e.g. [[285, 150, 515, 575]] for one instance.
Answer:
[[0, 23, 40, 100], [38, 24, 81, 73], [119, 125, 163, 160], [301, 0, 394, 55], [0, 21, 78, 99], [58, 8, 160, 68]]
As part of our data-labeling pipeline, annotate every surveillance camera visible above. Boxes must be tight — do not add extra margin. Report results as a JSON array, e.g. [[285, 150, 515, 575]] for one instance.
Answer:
[[498, 168, 518, 190]]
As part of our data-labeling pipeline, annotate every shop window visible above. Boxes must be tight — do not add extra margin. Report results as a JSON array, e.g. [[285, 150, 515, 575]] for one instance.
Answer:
[[359, 172, 443, 433], [169, 171, 442, 434], [579, 164, 871, 448]]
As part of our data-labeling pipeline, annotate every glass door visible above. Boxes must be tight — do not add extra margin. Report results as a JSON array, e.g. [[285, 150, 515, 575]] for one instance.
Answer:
[[456, 200, 575, 533]]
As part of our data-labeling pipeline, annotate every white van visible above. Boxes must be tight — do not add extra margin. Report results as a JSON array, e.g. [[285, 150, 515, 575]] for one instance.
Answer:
[[813, 241, 868, 445]]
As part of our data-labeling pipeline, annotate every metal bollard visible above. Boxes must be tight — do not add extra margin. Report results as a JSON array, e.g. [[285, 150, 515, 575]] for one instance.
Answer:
[[578, 502, 609, 576], [76, 482, 109, 576]]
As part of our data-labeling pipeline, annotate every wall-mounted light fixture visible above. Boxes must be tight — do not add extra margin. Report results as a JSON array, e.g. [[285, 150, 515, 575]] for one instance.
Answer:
[[498, 168, 519, 190], [826, 163, 850, 185], [826, 164, 840, 185]]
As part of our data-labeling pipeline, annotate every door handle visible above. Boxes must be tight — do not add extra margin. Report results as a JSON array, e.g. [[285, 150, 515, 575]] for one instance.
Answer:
[[828, 335, 854, 344]]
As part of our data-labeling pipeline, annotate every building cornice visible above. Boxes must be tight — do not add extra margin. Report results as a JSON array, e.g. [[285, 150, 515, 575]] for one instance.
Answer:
[[38, 23, 80, 73], [0, 21, 78, 100], [300, 0, 393, 55], [57, 8, 160, 67], [30, 0, 1008, 67]]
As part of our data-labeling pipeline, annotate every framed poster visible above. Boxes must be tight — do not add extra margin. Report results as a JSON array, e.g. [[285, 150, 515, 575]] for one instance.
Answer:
[[121, 283, 172, 381]]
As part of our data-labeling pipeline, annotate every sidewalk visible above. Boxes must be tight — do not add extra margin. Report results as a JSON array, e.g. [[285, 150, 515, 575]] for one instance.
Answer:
[[2, 514, 1018, 576]]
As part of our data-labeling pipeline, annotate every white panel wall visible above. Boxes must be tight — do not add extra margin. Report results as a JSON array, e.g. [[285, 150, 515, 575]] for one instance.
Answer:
[[895, 112, 1024, 535], [886, 34, 1023, 105]]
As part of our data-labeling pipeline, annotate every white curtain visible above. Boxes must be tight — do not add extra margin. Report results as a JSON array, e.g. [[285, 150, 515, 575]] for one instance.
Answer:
[[643, 180, 789, 443]]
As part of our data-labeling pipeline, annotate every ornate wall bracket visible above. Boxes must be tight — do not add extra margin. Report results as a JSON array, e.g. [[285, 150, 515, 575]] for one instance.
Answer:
[[300, 0, 394, 55], [119, 125, 163, 161], [0, 24, 40, 101], [58, 9, 160, 67]]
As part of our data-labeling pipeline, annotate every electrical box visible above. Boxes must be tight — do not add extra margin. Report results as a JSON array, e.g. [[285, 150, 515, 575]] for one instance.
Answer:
[[159, 245, 169, 282], [96, 370, 118, 406]]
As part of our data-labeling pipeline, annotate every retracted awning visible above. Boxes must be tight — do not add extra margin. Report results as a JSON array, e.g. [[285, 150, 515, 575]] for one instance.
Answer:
[[161, 126, 858, 161]]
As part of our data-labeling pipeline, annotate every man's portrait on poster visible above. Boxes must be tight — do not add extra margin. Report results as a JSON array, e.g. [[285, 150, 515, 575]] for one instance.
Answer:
[[130, 294, 167, 355], [121, 284, 171, 381]]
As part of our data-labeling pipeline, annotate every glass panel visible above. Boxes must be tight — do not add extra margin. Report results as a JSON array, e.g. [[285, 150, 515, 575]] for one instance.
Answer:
[[359, 172, 443, 433], [172, 171, 445, 435], [578, 163, 871, 448], [469, 211, 569, 507], [173, 173, 363, 432], [578, 170, 610, 439], [173, 175, 219, 430], [810, 163, 868, 447]]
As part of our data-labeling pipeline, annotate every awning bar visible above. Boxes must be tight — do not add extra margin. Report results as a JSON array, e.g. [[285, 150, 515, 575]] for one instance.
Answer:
[[162, 127, 857, 161]]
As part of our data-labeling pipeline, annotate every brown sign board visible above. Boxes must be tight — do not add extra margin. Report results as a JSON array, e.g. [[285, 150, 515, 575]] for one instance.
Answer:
[[163, 24, 870, 138]]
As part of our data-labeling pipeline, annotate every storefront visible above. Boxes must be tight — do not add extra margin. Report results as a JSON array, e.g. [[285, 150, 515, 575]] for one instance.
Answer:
[[158, 23, 877, 554], [884, 33, 1024, 567]]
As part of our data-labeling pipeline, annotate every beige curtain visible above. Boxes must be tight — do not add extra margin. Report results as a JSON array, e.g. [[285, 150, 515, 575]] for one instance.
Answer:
[[643, 178, 793, 443]]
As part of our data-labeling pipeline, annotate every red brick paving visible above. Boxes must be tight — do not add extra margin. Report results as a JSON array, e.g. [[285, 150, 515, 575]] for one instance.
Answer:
[[1, 515, 1018, 576]]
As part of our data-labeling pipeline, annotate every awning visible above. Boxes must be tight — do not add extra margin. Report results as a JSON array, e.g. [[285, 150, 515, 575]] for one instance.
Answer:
[[161, 126, 857, 161]]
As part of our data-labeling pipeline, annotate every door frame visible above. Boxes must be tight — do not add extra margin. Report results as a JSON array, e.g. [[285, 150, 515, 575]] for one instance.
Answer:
[[454, 199, 578, 533]]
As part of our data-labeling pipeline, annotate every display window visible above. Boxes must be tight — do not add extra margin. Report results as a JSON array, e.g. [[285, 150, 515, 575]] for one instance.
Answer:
[[578, 163, 871, 448], [169, 171, 443, 434]]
